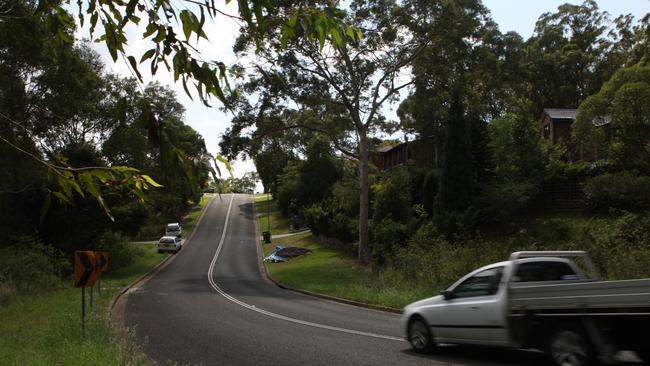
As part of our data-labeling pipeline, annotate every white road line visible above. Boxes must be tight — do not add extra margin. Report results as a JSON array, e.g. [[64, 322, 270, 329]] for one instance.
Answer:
[[207, 194, 404, 342]]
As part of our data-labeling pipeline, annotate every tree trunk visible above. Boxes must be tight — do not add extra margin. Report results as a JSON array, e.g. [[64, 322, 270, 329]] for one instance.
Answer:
[[357, 131, 370, 264]]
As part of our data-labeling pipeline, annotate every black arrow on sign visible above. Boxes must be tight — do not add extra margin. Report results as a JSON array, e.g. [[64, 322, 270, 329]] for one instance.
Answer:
[[76, 253, 94, 287]]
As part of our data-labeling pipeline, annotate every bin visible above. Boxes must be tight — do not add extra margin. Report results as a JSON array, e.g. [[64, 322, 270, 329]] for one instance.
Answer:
[[262, 231, 271, 243]]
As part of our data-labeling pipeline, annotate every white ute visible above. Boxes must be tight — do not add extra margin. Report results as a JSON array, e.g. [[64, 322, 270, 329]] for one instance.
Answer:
[[165, 222, 182, 237], [402, 251, 650, 366]]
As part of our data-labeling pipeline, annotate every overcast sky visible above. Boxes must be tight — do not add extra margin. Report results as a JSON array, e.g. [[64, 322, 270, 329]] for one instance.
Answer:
[[80, 0, 649, 183]]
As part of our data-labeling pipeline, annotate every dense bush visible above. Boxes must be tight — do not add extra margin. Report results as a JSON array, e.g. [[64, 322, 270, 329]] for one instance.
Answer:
[[97, 231, 147, 270], [583, 171, 650, 211], [372, 168, 412, 223], [370, 218, 411, 265], [389, 223, 513, 289], [0, 236, 68, 304], [475, 180, 539, 223], [303, 202, 357, 243]]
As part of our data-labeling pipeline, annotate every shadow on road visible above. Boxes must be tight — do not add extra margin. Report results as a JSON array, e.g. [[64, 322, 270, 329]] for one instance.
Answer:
[[400, 344, 645, 366]]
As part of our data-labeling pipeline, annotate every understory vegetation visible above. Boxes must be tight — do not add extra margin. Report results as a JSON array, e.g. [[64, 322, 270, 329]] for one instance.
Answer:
[[261, 194, 650, 308]]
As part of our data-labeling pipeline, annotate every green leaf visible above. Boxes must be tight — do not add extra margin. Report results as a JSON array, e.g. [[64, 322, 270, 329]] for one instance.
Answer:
[[69, 179, 85, 198], [80, 172, 101, 198], [215, 154, 234, 177], [198, 6, 207, 41], [180, 10, 192, 40], [140, 49, 156, 63], [143, 22, 157, 38], [91, 169, 112, 183], [142, 174, 163, 187], [53, 191, 71, 205], [127, 55, 143, 81], [112, 166, 140, 173], [330, 27, 342, 46]]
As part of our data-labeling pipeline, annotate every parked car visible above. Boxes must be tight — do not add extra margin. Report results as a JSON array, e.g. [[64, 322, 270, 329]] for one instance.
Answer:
[[402, 251, 650, 366], [158, 236, 182, 253], [165, 222, 182, 237]]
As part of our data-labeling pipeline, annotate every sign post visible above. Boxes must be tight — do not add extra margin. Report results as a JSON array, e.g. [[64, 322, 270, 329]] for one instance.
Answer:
[[74, 251, 98, 336], [95, 251, 109, 295]]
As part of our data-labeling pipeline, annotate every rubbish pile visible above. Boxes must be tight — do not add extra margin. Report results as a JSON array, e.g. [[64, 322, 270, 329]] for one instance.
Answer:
[[264, 245, 312, 263]]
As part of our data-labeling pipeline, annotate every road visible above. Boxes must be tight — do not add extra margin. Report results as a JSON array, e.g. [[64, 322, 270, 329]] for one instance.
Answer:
[[123, 194, 638, 366]]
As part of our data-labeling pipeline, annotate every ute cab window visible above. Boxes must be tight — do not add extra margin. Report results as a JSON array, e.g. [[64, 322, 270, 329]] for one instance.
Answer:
[[514, 261, 579, 282], [452, 266, 504, 298]]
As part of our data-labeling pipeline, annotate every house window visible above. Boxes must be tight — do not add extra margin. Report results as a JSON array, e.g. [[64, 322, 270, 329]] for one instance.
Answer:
[[543, 124, 551, 140]]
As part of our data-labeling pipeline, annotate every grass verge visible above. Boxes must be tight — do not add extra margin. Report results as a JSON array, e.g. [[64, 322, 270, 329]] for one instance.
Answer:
[[0, 194, 212, 365], [0, 244, 161, 366], [256, 197, 427, 309], [255, 193, 290, 235]]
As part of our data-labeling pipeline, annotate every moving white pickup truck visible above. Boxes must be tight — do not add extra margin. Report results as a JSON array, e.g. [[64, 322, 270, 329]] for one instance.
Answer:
[[402, 251, 650, 366]]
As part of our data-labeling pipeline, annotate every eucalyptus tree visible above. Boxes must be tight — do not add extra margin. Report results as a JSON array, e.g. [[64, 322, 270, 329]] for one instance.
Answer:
[[1, 0, 356, 220], [522, 0, 646, 116], [397, 0, 521, 162], [224, 0, 428, 263]]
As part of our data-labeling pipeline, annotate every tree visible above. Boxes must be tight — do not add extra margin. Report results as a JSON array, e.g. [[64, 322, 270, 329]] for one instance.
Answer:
[[437, 90, 473, 215], [522, 0, 639, 116], [488, 113, 545, 182], [224, 0, 427, 264], [573, 62, 650, 170], [398, 0, 522, 143]]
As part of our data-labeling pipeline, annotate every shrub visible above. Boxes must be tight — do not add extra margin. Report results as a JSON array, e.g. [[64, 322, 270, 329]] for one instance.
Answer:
[[0, 235, 68, 303], [583, 172, 650, 211], [390, 222, 513, 290], [303, 203, 357, 243], [475, 180, 539, 223], [97, 231, 146, 270], [529, 218, 573, 245], [372, 168, 412, 223], [370, 218, 411, 265]]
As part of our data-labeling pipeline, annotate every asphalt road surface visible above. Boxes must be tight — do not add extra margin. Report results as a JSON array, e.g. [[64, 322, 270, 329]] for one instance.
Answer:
[[124, 194, 641, 366]]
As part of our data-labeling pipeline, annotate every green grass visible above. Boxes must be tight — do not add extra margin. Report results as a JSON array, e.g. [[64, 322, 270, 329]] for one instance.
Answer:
[[254, 193, 430, 309], [254, 194, 290, 235], [0, 244, 162, 366], [260, 232, 431, 309], [0, 194, 212, 365]]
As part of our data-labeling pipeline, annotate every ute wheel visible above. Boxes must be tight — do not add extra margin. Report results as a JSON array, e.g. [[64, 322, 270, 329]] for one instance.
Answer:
[[549, 328, 592, 366], [408, 317, 436, 353]]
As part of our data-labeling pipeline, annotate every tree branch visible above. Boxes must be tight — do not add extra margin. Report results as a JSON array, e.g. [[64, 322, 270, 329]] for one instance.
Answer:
[[254, 124, 357, 159]]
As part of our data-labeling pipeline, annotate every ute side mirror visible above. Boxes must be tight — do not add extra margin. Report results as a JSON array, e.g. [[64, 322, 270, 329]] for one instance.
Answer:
[[440, 290, 455, 300]]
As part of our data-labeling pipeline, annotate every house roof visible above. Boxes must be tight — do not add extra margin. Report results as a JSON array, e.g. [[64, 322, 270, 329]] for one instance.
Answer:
[[374, 144, 396, 153], [543, 108, 577, 120]]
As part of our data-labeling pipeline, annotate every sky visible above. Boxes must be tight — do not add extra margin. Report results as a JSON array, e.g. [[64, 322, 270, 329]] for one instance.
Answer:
[[80, 0, 649, 186]]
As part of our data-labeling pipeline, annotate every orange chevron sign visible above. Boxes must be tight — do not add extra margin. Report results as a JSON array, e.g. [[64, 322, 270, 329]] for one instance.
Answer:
[[74, 251, 98, 288]]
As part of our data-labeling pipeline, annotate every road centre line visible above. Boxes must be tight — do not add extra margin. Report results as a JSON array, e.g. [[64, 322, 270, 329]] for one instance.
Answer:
[[206, 194, 404, 342]]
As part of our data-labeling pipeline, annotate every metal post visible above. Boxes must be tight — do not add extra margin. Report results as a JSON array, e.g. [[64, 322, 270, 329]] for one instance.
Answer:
[[267, 191, 270, 232], [81, 288, 86, 336], [97, 274, 101, 295], [90, 284, 94, 311]]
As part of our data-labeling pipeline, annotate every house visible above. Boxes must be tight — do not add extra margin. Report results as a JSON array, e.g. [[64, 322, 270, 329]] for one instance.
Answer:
[[541, 108, 577, 145], [540, 108, 613, 161], [370, 136, 437, 171], [541, 108, 579, 161]]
